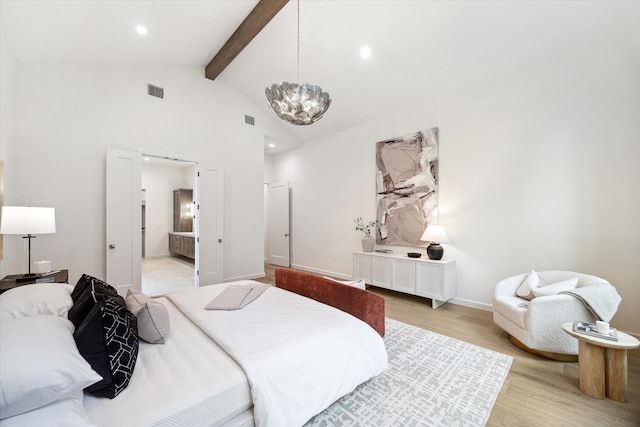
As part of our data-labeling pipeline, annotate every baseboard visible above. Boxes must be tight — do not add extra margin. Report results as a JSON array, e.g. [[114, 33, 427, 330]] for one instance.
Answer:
[[143, 253, 172, 259], [448, 297, 493, 312], [290, 263, 351, 280], [224, 272, 266, 283]]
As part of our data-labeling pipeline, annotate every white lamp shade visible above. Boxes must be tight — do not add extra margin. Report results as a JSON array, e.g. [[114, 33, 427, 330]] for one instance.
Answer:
[[420, 224, 449, 243], [0, 206, 56, 235]]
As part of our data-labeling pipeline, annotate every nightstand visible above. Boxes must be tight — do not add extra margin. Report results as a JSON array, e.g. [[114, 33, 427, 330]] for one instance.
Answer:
[[0, 269, 69, 294]]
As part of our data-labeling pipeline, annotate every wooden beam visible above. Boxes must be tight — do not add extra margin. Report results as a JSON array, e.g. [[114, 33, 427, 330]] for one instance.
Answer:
[[205, 0, 289, 81]]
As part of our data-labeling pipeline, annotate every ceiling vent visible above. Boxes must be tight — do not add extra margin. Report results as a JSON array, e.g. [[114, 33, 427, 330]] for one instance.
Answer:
[[244, 115, 255, 126], [147, 83, 164, 99]]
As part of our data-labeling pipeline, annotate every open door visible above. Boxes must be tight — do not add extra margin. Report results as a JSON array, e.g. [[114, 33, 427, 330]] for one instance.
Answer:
[[268, 181, 290, 267], [197, 164, 224, 285], [106, 148, 142, 295]]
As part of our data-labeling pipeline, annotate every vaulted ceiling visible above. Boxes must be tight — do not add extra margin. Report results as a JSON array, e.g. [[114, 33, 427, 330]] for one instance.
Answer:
[[1, 1, 634, 150]]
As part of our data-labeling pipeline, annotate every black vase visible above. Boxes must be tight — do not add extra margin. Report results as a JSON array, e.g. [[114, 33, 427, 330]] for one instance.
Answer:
[[426, 243, 444, 260]]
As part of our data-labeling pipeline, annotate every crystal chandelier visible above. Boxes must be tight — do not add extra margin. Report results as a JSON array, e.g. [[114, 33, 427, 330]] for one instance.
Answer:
[[265, 0, 331, 125]]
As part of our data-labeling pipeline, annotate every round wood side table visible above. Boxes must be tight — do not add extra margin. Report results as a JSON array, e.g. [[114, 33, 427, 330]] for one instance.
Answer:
[[562, 322, 639, 402]]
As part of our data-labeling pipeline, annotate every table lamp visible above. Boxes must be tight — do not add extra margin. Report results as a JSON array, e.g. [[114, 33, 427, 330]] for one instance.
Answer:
[[0, 206, 56, 277], [420, 224, 449, 260]]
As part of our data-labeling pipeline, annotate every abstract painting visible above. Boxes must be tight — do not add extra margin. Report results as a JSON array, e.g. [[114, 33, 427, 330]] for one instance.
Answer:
[[375, 128, 439, 246]]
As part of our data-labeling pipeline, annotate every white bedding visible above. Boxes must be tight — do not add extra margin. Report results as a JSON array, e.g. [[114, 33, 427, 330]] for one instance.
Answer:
[[2, 280, 386, 427], [84, 296, 252, 427], [168, 281, 388, 427]]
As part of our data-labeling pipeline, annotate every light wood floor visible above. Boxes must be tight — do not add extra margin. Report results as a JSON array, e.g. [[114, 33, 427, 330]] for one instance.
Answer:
[[258, 264, 640, 427]]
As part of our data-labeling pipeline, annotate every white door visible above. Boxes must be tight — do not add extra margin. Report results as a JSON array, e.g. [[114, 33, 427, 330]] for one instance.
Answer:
[[268, 181, 290, 267], [197, 164, 224, 285], [106, 148, 142, 295]]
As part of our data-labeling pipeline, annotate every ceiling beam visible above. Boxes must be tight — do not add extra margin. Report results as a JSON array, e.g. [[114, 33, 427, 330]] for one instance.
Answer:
[[205, 0, 289, 81]]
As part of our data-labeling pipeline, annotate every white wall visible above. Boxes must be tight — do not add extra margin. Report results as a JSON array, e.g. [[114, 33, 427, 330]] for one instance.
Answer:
[[270, 17, 640, 334], [142, 161, 194, 258], [0, 37, 15, 160], [0, 33, 17, 277], [2, 63, 293, 284], [263, 155, 275, 261], [263, 153, 274, 183]]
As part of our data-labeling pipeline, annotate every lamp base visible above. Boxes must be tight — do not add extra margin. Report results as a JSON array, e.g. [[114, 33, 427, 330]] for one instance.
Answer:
[[426, 243, 444, 260], [16, 273, 39, 282]]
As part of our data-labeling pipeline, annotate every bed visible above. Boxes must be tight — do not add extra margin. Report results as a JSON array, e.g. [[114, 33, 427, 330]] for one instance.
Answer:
[[0, 269, 387, 427]]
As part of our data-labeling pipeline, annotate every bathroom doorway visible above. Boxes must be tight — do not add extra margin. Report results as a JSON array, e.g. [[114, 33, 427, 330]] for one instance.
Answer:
[[141, 156, 197, 296]]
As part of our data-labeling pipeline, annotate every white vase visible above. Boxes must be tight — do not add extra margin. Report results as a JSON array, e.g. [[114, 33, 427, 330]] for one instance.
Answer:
[[361, 235, 375, 252]]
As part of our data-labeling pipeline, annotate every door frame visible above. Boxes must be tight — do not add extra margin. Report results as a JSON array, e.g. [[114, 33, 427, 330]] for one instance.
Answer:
[[108, 149, 225, 292]]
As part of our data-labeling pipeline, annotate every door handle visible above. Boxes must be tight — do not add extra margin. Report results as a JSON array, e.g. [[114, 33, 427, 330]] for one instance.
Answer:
[[109, 244, 116, 249], [218, 238, 223, 243]]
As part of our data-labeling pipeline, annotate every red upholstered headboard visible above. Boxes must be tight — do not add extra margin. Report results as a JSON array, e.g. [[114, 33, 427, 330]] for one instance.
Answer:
[[275, 268, 385, 337]]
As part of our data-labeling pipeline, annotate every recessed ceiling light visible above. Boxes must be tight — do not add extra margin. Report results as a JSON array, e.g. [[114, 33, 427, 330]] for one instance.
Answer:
[[136, 25, 148, 36], [360, 46, 372, 59], [269, 143, 275, 148]]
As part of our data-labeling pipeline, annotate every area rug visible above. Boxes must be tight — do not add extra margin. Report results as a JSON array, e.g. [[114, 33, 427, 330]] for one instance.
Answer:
[[305, 318, 513, 427]]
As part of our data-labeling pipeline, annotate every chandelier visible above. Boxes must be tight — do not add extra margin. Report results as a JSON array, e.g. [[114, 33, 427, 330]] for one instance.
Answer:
[[265, 0, 331, 125]]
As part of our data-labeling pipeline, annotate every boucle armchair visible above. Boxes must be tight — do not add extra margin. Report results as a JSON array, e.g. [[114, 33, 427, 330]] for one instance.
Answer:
[[493, 270, 615, 359]]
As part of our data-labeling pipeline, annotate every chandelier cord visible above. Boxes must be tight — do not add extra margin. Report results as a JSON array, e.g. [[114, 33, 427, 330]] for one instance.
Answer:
[[296, 0, 300, 84], [264, 0, 331, 125]]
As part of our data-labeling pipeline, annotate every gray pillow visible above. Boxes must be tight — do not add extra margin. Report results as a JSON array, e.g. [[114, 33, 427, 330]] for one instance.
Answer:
[[516, 270, 538, 301], [125, 290, 170, 344]]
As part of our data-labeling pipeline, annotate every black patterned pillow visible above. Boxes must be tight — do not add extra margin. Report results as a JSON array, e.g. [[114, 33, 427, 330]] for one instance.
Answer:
[[68, 278, 123, 329], [74, 294, 139, 399], [71, 274, 112, 302]]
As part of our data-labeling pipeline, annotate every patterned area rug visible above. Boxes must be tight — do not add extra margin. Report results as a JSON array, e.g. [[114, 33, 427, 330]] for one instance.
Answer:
[[305, 318, 513, 427]]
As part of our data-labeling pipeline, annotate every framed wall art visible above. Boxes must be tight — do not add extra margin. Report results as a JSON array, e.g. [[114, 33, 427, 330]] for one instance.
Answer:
[[375, 128, 439, 246]]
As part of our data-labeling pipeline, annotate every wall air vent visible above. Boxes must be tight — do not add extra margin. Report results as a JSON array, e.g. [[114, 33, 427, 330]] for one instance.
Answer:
[[147, 83, 164, 99], [244, 115, 255, 126]]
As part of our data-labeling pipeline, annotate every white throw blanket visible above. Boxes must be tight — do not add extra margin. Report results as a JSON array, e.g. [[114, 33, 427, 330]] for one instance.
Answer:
[[168, 281, 388, 427], [561, 284, 621, 322], [205, 283, 270, 310]]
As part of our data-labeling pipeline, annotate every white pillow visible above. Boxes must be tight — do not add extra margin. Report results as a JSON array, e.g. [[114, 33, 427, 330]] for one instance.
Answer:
[[0, 315, 102, 419], [532, 277, 579, 298], [0, 283, 74, 321], [0, 391, 96, 427], [323, 276, 366, 290], [125, 290, 170, 344], [516, 270, 539, 300]]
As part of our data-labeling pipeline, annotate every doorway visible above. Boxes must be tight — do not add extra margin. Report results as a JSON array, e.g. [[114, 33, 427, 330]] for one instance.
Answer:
[[267, 181, 290, 267], [141, 156, 197, 296], [106, 147, 225, 295]]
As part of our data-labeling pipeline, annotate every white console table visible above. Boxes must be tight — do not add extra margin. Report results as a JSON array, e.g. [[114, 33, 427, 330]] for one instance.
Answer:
[[353, 251, 456, 308]]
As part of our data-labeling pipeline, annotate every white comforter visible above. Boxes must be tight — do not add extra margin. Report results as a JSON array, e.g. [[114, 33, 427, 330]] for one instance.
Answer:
[[168, 280, 388, 427], [84, 296, 251, 426]]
